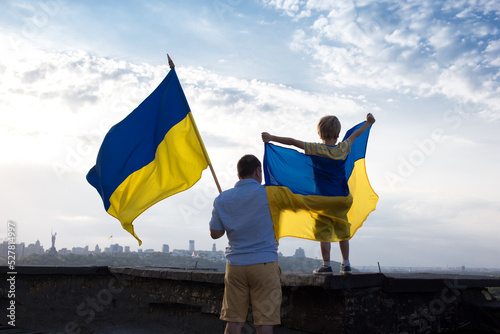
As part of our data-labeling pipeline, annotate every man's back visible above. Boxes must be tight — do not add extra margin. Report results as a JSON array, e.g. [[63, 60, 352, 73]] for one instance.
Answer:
[[210, 178, 278, 266]]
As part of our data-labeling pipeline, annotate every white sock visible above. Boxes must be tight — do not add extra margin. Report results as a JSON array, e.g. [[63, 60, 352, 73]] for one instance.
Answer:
[[342, 260, 350, 266], [323, 261, 331, 267]]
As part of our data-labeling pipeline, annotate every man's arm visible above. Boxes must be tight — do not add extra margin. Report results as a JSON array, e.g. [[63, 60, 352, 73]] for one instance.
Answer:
[[346, 113, 376, 144], [210, 229, 225, 239], [209, 205, 225, 239], [262, 132, 305, 150]]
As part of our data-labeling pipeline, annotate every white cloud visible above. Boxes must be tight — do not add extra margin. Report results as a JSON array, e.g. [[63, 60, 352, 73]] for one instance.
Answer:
[[280, 0, 500, 117], [262, 0, 304, 16], [385, 29, 420, 48], [428, 25, 455, 49], [442, 0, 500, 16]]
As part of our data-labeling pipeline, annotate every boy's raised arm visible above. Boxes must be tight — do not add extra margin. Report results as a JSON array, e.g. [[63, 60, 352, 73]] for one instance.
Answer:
[[262, 132, 305, 150], [346, 113, 376, 144]]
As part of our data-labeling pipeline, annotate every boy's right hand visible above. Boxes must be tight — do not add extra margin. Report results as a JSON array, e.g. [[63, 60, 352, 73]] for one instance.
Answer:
[[262, 132, 272, 143]]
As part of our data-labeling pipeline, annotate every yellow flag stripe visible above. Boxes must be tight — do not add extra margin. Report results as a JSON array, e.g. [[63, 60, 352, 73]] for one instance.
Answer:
[[266, 158, 378, 243], [346, 158, 379, 237], [266, 186, 353, 242]]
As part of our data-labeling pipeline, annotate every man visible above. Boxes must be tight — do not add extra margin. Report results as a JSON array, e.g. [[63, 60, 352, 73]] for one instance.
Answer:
[[210, 154, 281, 334]]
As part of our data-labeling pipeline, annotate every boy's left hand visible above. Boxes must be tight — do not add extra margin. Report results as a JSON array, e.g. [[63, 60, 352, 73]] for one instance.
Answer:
[[367, 113, 376, 124]]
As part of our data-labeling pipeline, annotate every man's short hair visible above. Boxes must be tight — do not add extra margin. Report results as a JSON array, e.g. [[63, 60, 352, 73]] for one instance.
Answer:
[[237, 155, 261, 179], [317, 115, 341, 141]]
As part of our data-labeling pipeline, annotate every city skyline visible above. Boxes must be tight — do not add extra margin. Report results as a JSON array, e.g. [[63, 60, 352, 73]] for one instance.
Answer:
[[1, 235, 219, 254], [3, 237, 499, 274]]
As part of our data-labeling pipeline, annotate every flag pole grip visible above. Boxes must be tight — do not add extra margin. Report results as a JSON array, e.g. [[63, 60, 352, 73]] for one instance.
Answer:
[[209, 164, 222, 194]]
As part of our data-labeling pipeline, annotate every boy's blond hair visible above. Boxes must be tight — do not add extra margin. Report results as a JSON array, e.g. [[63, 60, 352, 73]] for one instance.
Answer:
[[317, 115, 341, 141]]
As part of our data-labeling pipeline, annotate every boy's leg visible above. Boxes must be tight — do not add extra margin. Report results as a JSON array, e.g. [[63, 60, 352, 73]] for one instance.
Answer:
[[314, 242, 333, 274], [339, 240, 349, 262], [320, 242, 331, 262], [339, 240, 351, 275]]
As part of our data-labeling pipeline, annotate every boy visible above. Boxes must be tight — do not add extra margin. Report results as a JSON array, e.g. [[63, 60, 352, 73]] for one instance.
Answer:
[[262, 113, 375, 275]]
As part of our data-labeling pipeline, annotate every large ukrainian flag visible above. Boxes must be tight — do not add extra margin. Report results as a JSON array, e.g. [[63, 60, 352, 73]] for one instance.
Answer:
[[264, 122, 378, 242], [87, 68, 208, 245]]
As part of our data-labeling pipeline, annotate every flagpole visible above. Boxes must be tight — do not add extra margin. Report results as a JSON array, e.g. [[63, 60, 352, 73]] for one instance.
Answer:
[[167, 54, 223, 194]]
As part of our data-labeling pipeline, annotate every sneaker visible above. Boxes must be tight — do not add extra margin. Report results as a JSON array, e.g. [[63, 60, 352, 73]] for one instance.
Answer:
[[340, 264, 352, 275], [313, 265, 333, 275]]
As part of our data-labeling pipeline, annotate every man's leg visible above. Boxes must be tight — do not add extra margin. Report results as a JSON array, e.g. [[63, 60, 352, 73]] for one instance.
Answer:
[[225, 322, 244, 334], [255, 325, 274, 334], [248, 263, 281, 330], [221, 264, 250, 330]]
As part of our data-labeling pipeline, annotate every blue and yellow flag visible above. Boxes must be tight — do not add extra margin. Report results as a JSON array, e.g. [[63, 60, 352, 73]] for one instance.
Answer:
[[264, 122, 378, 242], [87, 68, 209, 245]]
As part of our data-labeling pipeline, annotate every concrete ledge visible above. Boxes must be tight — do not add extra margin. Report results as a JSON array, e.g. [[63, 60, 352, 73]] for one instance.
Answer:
[[108, 266, 500, 292], [383, 272, 500, 293], [281, 272, 386, 289], [109, 266, 224, 284], [6, 265, 110, 275]]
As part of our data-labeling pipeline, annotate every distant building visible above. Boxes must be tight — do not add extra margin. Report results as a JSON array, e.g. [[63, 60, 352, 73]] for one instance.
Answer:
[[108, 244, 123, 253], [294, 247, 306, 258], [94, 244, 101, 253], [25, 240, 44, 257], [0, 241, 12, 259], [162, 244, 170, 253], [124, 246, 131, 253], [72, 246, 89, 255], [189, 240, 195, 252], [17, 243, 25, 258], [58, 248, 71, 256], [212, 243, 216, 253], [144, 249, 155, 253]]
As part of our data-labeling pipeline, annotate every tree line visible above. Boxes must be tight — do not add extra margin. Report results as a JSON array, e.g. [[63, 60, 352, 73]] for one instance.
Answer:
[[10, 252, 331, 272]]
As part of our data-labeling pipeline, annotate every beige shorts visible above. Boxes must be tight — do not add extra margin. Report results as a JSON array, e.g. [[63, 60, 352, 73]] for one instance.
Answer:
[[220, 261, 282, 325]]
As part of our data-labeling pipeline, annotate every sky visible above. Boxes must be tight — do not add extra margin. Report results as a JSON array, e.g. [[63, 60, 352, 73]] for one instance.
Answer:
[[1, 0, 499, 268]]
